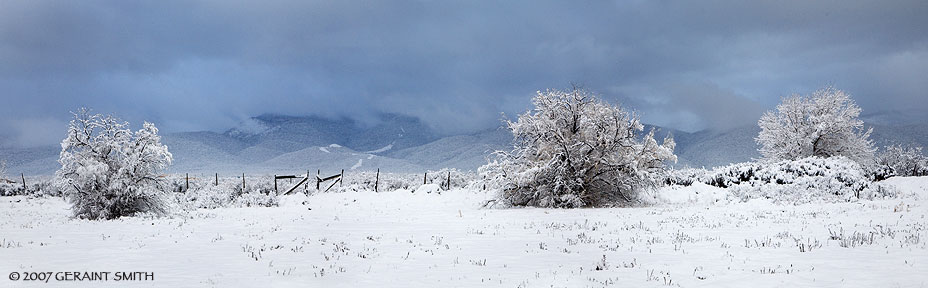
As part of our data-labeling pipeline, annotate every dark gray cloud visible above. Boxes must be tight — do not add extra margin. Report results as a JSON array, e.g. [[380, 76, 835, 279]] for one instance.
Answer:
[[1, 0, 926, 147]]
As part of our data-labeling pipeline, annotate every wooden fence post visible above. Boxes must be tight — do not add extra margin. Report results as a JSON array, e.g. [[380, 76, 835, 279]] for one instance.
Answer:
[[446, 171, 451, 190], [185, 173, 189, 192], [423, 172, 427, 185], [242, 173, 246, 192], [340, 169, 344, 187], [375, 168, 380, 192], [305, 170, 310, 192], [215, 173, 218, 186], [274, 174, 278, 194], [316, 170, 321, 190], [21, 173, 26, 191]]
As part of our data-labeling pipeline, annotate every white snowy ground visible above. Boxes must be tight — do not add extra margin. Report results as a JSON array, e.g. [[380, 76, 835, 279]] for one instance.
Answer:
[[1, 178, 927, 288]]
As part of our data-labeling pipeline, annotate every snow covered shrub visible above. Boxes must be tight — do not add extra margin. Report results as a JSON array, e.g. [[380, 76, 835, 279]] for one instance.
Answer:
[[236, 177, 278, 207], [866, 164, 896, 182], [663, 168, 706, 186], [337, 171, 416, 192], [235, 191, 279, 207], [54, 108, 173, 220], [374, 174, 417, 191], [0, 160, 14, 196], [330, 170, 476, 193], [700, 157, 893, 203], [0, 182, 18, 196], [28, 178, 58, 197], [877, 144, 928, 177], [0, 183, 45, 197], [182, 181, 240, 209], [0, 175, 55, 197], [481, 88, 676, 208], [175, 175, 279, 209], [756, 86, 875, 164], [424, 168, 472, 189]]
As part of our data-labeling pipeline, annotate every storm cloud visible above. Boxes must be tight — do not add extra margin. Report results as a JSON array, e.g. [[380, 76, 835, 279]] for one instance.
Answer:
[[1, 0, 926, 147]]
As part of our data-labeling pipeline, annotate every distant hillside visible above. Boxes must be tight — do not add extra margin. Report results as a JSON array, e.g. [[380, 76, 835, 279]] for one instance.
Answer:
[[0, 146, 59, 175], [671, 126, 762, 169], [387, 128, 511, 170], [161, 113, 442, 174]]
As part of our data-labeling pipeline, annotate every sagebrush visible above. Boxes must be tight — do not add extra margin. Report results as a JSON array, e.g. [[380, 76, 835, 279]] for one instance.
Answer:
[[54, 108, 173, 220], [481, 88, 676, 208], [756, 86, 875, 164]]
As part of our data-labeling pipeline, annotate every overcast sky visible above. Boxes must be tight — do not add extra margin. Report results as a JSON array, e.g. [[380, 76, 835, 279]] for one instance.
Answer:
[[1, 0, 926, 147]]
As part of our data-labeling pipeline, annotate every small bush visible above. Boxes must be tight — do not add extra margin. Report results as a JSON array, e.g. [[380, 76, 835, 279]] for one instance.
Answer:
[[237, 178, 278, 207], [756, 86, 875, 164], [664, 169, 702, 186], [53, 109, 173, 220], [178, 175, 278, 208], [672, 157, 894, 203], [182, 181, 240, 209], [0, 177, 58, 197], [877, 144, 928, 177], [235, 191, 279, 207], [335, 170, 420, 192], [0, 182, 22, 196], [481, 88, 676, 208], [325, 169, 477, 193]]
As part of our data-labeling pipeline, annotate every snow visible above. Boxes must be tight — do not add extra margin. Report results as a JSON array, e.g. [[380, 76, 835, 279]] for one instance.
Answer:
[[319, 147, 330, 153], [278, 193, 310, 207], [328, 144, 342, 148], [365, 144, 393, 154], [350, 159, 363, 170], [414, 183, 442, 194], [881, 176, 928, 199], [649, 182, 728, 205], [1, 177, 927, 287]]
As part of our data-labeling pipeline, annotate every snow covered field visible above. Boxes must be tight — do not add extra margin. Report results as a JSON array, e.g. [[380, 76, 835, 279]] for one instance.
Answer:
[[2, 178, 927, 287]]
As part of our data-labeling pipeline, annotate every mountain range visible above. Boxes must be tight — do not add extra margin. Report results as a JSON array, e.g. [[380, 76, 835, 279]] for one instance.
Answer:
[[2, 112, 926, 176]]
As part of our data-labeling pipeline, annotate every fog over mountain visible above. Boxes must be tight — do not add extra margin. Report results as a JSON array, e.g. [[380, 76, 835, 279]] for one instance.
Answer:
[[1, 1, 927, 149]]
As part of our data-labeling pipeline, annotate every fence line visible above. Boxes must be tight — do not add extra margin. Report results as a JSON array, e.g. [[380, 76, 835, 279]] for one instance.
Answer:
[[164, 168, 463, 195]]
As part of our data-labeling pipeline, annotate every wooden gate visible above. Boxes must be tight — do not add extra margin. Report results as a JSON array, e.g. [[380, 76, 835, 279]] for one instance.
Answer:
[[274, 171, 310, 195], [274, 169, 343, 195], [316, 169, 343, 193]]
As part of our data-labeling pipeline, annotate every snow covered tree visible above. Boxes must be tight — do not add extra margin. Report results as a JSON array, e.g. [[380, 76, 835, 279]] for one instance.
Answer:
[[480, 88, 676, 208], [877, 144, 928, 177], [54, 108, 173, 220], [756, 86, 875, 164]]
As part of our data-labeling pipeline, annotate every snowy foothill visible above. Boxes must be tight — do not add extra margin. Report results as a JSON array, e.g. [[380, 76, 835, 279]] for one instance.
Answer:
[[1, 175, 927, 287], [365, 143, 394, 154], [350, 159, 364, 170]]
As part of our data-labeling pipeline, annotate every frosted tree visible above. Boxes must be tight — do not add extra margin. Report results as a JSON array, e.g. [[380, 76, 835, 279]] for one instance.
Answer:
[[0, 159, 6, 180], [877, 144, 928, 177], [54, 108, 173, 220], [756, 86, 875, 164], [480, 88, 676, 208]]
